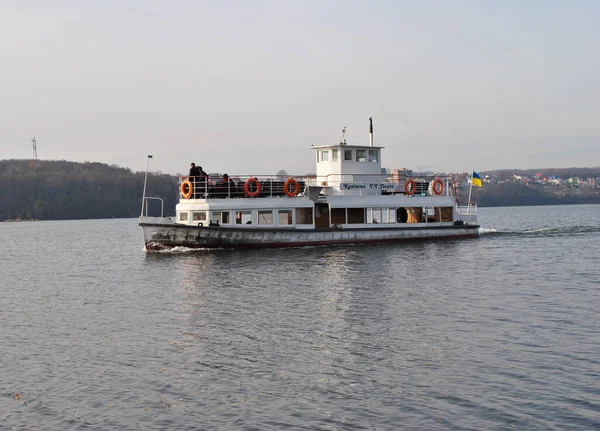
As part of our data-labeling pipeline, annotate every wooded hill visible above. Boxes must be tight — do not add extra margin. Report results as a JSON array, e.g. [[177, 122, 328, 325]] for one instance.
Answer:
[[1, 160, 599, 221], [0, 159, 176, 220]]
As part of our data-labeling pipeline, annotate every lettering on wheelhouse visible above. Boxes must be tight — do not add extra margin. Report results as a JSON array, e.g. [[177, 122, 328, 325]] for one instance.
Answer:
[[340, 183, 396, 190]]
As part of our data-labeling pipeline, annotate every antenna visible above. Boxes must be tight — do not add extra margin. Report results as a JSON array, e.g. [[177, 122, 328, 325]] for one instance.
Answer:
[[32, 137, 37, 160], [340, 127, 347, 145]]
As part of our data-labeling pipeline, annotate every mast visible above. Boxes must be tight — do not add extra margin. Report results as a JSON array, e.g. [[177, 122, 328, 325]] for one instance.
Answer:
[[141, 155, 153, 216], [369, 117, 373, 147]]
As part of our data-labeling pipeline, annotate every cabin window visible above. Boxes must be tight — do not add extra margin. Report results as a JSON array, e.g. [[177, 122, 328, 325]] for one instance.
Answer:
[[406, 207, 424, 223], [278, 210, 293, 225], [440, 207, 453, 222], [426, 208, 436, 223], [356, 150, 366, 162], [369, 150, 379, 162], [367, 208, 390, 223], [211, 211, 229, 224], [221, 211, 230, 224], [258, 210, 274, 225], [321, 151, 329, 162], [316, 152, 320, 163], [179, 212, 189, 222], [295, 207, 313, 225], [331, 208, 346, 224], [192, 211, 207, 221], [344, 150, 352, 161], [347, 208, 365, 224], [367, 208, 381, 224], [388, 208, 396, 223], [236, 210, 252, 225], [332, 149, 338, 162]]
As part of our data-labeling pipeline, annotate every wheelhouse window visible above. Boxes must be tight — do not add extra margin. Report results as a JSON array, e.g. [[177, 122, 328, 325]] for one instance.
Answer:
[[321, 151, 329, 162], [356, 149, 366, 162], [368, 150, 379, 162], [344, 150, 352, 161], [236, 210, 252, 225], [258, 210, 274, 225], [347, 208, 365, 224], [179, 212, 189, 222], [192, 211, 207, 221], [295, 208, 313, 225], [332, 149, 338, 162], [278, 210, 292, 225]]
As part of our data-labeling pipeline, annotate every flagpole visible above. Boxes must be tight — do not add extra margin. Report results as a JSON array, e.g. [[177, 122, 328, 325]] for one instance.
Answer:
[[141, 155, 152, 217], [468, 169, 474, 213]]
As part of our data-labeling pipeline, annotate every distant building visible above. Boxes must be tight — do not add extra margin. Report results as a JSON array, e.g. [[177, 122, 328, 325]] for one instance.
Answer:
[[392, 168, 413, 183]]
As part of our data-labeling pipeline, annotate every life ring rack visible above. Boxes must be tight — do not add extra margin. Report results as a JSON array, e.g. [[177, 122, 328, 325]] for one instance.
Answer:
[[181, 179, 193, 199], [244, 177, 261, 198], [404, 179, 416, 196], [432, 178, 444, 195], [284, 177, 300, 197]]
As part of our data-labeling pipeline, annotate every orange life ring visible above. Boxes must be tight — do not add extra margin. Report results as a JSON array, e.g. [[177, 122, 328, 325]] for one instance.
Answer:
[[244, 178, 261, 198], [181, 179, 193, 199], [432, 178, 444, 195], [404, 179, 416, 195], [284, 177, 300, 197]]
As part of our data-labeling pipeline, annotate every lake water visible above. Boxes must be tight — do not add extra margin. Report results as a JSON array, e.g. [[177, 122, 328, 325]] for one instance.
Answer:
[[1, 205, 599, 430]]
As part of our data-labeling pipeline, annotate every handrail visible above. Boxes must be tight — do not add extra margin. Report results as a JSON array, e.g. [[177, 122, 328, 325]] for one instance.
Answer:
[[456, 202, 478, 216], [143, 197, 164, 217], [179, 175, 311, 199]]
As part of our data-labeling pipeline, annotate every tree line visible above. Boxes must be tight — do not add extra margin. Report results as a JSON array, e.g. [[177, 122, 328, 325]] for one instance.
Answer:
[[0, 159, 177, 221]]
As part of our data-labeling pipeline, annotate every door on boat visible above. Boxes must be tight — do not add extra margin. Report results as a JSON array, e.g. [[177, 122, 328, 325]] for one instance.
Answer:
[[315, 203, 330, 229]]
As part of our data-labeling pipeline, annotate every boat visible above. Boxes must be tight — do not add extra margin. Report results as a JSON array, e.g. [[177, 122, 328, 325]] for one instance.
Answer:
[[139, 119, 478, 250]]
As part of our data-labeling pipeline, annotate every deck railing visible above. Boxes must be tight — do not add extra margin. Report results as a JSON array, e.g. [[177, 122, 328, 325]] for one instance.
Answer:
[[142, 197, 164, 217], [456, 202, 478, 216], [179, 175, 311, 199]]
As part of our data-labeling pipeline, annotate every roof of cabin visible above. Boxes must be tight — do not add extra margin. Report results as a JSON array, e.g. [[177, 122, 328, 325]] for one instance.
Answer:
[[310, 144, 385, 150]]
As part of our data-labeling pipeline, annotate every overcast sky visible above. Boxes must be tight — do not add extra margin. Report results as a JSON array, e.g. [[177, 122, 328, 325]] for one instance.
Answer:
[[1, 0, 599, 175]]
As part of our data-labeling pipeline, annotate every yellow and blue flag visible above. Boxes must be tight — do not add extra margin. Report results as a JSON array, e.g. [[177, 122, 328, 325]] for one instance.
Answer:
[[472, 171, 482, 187]]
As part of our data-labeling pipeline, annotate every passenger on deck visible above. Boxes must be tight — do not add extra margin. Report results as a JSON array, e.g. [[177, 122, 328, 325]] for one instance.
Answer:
[[196, 166, 208, 198], [189, 162, 201, 177], [215, 173, 235, 197]]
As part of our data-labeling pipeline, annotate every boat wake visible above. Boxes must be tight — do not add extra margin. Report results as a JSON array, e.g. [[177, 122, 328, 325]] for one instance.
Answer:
[[478, 225, 600, 238], [146, 245, 216, 253]]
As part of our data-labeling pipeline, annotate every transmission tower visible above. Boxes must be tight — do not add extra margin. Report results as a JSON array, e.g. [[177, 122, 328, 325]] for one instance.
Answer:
[[32, 137, 37, 160]]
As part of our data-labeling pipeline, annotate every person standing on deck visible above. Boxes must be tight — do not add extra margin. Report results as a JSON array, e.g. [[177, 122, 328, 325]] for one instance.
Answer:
[[189, 163, 201, 198], [189, 162, 201, 177]]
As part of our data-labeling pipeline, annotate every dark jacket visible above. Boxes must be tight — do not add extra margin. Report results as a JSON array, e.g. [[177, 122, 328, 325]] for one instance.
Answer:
[[189, 166, 201, 177]]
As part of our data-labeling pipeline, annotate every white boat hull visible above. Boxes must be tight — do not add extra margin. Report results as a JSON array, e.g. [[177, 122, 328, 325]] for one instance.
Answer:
[[139, 217, 478, 250]]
